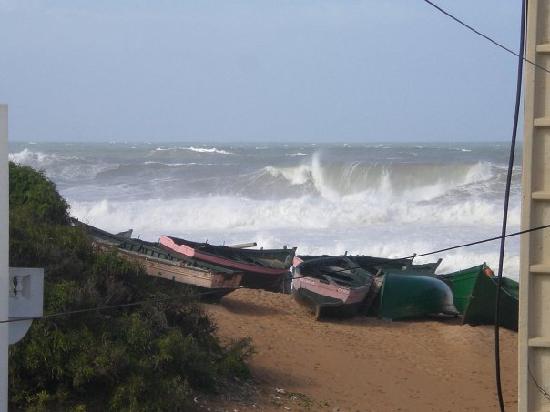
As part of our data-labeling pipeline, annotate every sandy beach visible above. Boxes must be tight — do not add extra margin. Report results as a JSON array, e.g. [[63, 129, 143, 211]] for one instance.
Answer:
[[202, 288, 517, 412]]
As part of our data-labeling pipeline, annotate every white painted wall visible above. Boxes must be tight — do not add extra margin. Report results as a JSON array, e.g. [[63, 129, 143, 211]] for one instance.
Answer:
[[519, 1, 550, 410]]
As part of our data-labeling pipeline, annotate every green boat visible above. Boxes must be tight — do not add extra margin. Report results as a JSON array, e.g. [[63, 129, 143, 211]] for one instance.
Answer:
[[377, 272, 457, 320], [441, 264, 518, 331], [438, 265, 488, 313]]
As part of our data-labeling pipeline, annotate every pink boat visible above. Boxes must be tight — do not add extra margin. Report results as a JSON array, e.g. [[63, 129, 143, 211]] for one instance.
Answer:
[[160, 235, 296, 291], [291, 256, 376, 319]]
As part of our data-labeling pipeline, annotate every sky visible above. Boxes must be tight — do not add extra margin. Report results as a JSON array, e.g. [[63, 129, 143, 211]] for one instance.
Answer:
[[0, 0, 523, 142]]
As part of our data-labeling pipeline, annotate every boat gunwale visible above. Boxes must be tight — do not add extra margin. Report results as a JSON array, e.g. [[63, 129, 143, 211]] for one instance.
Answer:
[[160, 236, 293, 276]]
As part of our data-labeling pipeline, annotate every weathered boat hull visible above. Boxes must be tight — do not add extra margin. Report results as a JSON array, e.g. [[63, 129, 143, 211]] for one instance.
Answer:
[[293, 255, 413, 273], [378, 273, 457, 320], [291, 256, 374, 319], [291, 286, 366, 319], [293, 255, 441, 276], [435, 265, 518, 330], [160, 235, 295, 292], [116, 248, 242, 290], [438, 265, 486, 313], [76, 220, 243, 298], [462, 272, 518, 331]]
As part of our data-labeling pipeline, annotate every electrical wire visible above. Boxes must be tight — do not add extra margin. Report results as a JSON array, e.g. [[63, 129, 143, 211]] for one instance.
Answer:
[[0, 288, 226, 324], [421, 0, 549, 75], [4, 220, 548, 325], [493, 0, 527, 410], [290, 223, 550, 280], [409, 224, 550, 258], [529, 366, 550, 402]]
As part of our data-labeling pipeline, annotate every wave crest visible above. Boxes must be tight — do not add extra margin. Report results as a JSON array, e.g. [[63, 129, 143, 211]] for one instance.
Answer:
[[154, 146, 233, 155], [262, 152, 495, 201]]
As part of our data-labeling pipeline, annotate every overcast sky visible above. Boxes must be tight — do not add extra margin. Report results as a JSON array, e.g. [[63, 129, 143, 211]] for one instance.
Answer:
[[0, 1, 522, 142]]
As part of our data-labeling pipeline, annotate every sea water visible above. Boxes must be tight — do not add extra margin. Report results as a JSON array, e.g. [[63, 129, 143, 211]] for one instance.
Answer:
[[8, 141, 522, 279]]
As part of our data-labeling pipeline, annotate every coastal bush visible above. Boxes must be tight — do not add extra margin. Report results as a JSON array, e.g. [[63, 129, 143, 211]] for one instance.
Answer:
[[8, 162, 251, 411]]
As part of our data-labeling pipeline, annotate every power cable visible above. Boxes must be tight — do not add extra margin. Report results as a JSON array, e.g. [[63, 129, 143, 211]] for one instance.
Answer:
[[421, 0, 549, 75], [4, 221, 548, 327], [493, 0, 527, 410], [0, 288, 225, 324], [529, 366, 550, 402], [291, 223, 550, 280]]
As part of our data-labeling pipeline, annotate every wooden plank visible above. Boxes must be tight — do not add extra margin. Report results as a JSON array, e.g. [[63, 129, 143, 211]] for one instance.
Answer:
[[534, 117, 550, 127], [528, 337, 550, 348], [530, 265, 550, 274], [535, 43, 550, 53], [532, 191, 550, 200]]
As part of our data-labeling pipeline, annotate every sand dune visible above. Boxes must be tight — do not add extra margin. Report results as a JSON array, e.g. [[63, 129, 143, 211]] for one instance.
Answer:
[[202, 288, 517, 412]]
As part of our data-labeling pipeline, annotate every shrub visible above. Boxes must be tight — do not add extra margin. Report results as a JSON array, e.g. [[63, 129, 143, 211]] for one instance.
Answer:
[[8, 162, 251, 411]]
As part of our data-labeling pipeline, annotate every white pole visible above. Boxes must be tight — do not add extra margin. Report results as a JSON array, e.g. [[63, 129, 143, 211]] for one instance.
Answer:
[[0, 105, 9, 412]]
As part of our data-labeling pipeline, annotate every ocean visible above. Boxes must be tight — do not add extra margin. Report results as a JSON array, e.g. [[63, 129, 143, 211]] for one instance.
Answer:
[[8, 141, 522, 279]]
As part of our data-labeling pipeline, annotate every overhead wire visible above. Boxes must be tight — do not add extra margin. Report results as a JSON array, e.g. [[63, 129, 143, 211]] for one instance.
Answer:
[[3, 222, 548, 325], [0, 288, 225, 324], [421, 0, 549, 75], [3, 4, 540, 408], [290, 223, 549, 279], [5, 220, 549, 325], [529, 366, 550, 402]]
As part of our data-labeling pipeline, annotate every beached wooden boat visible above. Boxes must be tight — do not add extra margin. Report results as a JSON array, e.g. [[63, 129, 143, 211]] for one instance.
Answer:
[[377, 273, 457, 320], [294, 255, 441, 276], [159, 235, 296, 291], [437, 265, 489, 313], [440, 264, 518, 330], [291, 256, 375, 319], [75, 221, 243, 299]]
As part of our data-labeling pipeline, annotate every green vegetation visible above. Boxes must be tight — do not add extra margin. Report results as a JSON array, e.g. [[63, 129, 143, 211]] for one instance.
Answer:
[[8, 163, 252, 411]]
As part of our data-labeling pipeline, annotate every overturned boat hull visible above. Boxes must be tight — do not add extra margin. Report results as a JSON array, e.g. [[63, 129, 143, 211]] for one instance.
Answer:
[[378, 273, 457, 320]]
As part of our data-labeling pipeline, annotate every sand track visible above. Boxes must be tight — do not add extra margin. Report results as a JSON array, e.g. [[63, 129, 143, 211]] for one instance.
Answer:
[[203, 289, 517, 411]]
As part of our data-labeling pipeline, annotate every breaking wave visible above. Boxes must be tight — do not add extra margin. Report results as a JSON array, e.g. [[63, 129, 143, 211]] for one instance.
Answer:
[[70, 194, 521, 278], [261, 152, 495, 201], [10, 142, 522, 278], [9, 148, 76, 167], [154, 146, 233, 155]]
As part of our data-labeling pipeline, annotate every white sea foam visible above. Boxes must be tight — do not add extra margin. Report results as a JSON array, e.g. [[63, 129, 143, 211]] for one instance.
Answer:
[[184, 146, 233, 154], [9, 149, 119, 181], [154, 146, 233, 155], [20, 142, 520, 279], [143, 161, 210, 167], [69, 194, 521, 278], [9, 148, 69, 166]]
